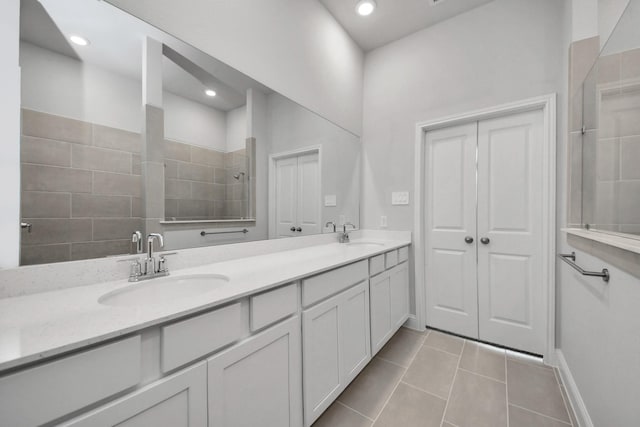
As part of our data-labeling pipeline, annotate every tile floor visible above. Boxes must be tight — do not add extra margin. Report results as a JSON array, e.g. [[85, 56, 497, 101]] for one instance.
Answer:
[[313, 328, 578, 427]]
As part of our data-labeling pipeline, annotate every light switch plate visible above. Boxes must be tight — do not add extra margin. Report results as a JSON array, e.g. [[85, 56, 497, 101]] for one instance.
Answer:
[[392, 191, 409, 205], [324, 194, 337, 207]]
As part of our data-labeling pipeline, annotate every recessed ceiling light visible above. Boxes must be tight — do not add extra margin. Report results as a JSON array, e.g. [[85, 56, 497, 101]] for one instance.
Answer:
[[356, 0, 376, 16], [205, 89, 217, 97], [69, 35, 89, 46]]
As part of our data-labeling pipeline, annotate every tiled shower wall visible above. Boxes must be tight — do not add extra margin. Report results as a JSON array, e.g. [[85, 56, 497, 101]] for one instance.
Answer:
[[164, 141, 249, 220], [20, 109, 142, 265], [581, 47, 640, 234]]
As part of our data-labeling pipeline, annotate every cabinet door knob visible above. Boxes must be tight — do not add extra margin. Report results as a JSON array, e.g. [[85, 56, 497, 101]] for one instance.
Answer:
[[464, 236, 474, 244], [480, 237, 490, 245], [290, 227, 296, 232], [296, 227, 302, 232]]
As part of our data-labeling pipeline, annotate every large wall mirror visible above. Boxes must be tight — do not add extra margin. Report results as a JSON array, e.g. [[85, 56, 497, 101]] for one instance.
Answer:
[[18, 0, 360, 265], [579, 0, 640, 238]]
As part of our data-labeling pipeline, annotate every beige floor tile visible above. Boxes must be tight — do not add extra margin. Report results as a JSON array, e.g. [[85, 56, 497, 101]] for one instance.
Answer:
[[459, 341, 506, 382], [338, 358, 405, 419], [403, 345, 459, 399], [312, 402, 373, 427], [373, 383, 446, 427], [376, 328, 425, 367], [442, 423, 457, 427], [507, 359, 571, 423], [509, 404, 571, 427], [444, 369, 507, 427], [424, 330, 464, 355]]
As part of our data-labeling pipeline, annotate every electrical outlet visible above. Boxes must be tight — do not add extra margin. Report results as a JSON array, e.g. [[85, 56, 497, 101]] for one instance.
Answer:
[[392, 191, 409, 205], [380, 215, 387, 228]]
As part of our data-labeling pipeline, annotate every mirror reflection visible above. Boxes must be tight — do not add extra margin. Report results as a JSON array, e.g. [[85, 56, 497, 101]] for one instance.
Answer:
[[18, 0, 360, 265], [581, 0, 640, 237]]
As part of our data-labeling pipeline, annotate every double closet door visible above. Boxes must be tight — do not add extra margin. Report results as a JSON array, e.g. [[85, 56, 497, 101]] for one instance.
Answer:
[[425, 109, 546, 355]]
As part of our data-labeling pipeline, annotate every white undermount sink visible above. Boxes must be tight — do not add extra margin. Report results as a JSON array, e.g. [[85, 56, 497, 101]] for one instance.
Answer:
[[98, 274, 230, 307], [345, 241, 385, 249]]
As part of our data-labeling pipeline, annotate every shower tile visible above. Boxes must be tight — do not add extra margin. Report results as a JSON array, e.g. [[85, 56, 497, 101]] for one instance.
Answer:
[[164, 140, 191, 162], [165, 179, 191, 199], [21, 244, 71, 265], [71, 240, 131, 261], [597, 53, 620, 84], [620, 136, 640, 179], [93, 125, 141, 153], [213, 184, 226, 201], [72, 194, 131, 218], [164, 199, 178, 219], [22, 109, 92, 145], [621, 47, 640, 80], [21, 192, 70, 218], [21, 164, 92, 193], [191, 145, 221, 166], [93, 172, 141, 197], [191, 182, 215, 200], [164, 160, 178, 179], [568, 36, 599, 96], [21, 136, 71, 167], [177, 162, 212, 182], [93, 218, 143, 241], [132, 154, 142, 175], [617, 181, 640, 224], [131, 197, 143, 218], [20, 219, 92, 245], [178, 199, 210, 218], [72, 145, 132, 174], [568, 132, 583, 225], [214, 167, 226, 184], [595, 138, 619, 181]]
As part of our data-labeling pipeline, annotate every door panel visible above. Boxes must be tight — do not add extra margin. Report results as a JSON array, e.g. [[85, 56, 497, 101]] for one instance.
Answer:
[[297, 153, 321, 235], [275, 157, 298, 237], [425, 123, 478, 339], [477, 110, 545, 355]]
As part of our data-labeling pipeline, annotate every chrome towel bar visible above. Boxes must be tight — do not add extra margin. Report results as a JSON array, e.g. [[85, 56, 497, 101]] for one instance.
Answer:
[[200, 229, 249, 236], [558, 252, 610, 282]]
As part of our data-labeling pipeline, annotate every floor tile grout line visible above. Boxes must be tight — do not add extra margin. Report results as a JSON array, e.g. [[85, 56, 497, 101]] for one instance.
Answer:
[[422, 342, 463, 358], [375, 355, 411, 369], [399, 379, 449, 402], [369, 330, 429, 425], [506, 355, 554, 372], [508, 403, 573, 426], [335, 400, 376, 423], [457, 366, 506, 384], [439, 339, 465, 427]]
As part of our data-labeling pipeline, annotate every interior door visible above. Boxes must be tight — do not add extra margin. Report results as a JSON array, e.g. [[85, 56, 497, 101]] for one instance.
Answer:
[[477, 110, 545, 355], [425, 123, 479, 339], [296, 152, 321, 235], [275, 157, 298, 237]]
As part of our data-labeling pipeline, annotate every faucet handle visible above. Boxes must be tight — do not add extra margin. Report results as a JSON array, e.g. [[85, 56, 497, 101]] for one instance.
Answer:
[[157, 252, 176, 274], [117, 257, 142, 280]]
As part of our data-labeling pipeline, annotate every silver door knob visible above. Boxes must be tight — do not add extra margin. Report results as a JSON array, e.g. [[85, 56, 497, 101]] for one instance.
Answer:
[[480, 237, 490, 244], [464, 236, 474, 244], [290, 227, 296, 232], [296, 227, 302, 232]]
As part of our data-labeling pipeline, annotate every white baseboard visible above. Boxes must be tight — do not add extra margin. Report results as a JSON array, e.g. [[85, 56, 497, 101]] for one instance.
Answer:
[[403, 314, 425, 332], [556, 350, 593, 427]]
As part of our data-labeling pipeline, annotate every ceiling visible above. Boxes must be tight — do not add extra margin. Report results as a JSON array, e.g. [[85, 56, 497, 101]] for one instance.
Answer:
[[320, 0, 495, 51], [20, 0, 271, 112]]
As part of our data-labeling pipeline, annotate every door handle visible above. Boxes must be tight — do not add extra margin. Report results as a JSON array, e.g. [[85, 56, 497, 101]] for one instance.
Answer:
[[480, 237, 490, 245], [296, 227, 302, 232], [290, 227, 296, 232], [464, 236, 474, 244]]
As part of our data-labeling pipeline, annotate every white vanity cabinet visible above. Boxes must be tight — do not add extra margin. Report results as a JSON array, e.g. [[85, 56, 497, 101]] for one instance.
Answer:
[[302, 279, 371, 426], [370, 248, 410, 356], [207, 315, 302, 427], [63, 362, 208, 427]]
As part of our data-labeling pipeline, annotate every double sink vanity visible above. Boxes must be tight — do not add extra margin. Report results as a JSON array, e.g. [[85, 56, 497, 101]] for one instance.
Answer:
[[0, 231, 411, 426]]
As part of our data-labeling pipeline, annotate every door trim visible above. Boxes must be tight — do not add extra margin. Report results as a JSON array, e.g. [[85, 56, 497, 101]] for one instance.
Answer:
[[412, 94, 557, 364], [268, 145, 322, 239]]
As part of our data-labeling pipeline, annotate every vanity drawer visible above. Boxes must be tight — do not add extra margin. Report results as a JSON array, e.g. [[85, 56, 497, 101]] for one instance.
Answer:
[[302, 260, 368, 307], [385, 250, 399, 269], [161, 302, 245, 372], [250, 283, 298, 331], [398, 246, 409, 263], [0, 335, 141, 427], [369, 254, 385, 276]]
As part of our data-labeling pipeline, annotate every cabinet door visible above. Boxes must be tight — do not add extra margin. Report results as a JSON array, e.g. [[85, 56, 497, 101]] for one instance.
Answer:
[[302, 294, 342, 426], [302, 281, 371, 426], [369, 271, 392, 356], [208, 316, 302, 427], [63, 362, 207, 427], [390, 262, 410, 330]]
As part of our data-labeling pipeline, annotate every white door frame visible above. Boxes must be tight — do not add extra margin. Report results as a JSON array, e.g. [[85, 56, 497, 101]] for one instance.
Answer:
[[268, 145, 322, 239], [412, 94, 557, 364]]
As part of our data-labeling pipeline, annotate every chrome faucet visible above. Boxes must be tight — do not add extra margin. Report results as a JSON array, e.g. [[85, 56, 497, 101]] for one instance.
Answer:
[[146, 233, 164, 275], [120, 233, 174, 282], [325, 221, 337, 233], [339, 223, 356, 243]]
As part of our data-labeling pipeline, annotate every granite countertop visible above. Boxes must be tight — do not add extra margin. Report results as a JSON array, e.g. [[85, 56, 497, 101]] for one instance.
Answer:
[[0, 237, 410, 372]]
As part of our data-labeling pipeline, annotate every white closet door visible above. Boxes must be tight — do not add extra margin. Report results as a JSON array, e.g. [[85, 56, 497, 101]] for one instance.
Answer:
[[425, 123, 479, 339], [477, 110, 545, 355], [297, 153, 321, 236], [275, 157, 298, 237]]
